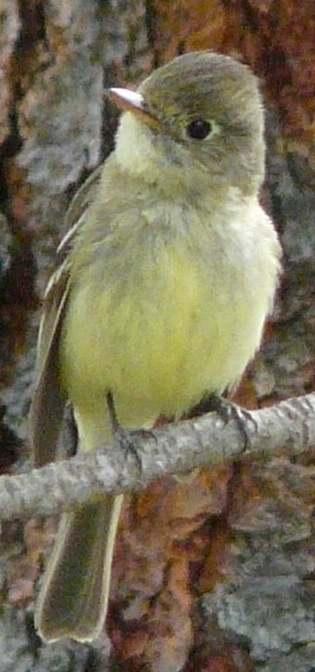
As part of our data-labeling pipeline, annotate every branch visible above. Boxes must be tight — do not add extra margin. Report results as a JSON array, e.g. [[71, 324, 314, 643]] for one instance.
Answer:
[[1, 393, 315, 522]]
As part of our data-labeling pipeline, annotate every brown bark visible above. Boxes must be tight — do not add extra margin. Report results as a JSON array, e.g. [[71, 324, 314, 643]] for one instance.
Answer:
[[0, 1, 314, 671]]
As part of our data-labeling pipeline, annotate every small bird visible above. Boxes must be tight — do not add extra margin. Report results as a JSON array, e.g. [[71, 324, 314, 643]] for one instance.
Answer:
[[30, 51, 281, 642]]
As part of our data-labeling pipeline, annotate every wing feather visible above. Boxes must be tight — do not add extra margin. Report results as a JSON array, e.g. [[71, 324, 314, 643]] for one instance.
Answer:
[[30, 167, 102, 467]]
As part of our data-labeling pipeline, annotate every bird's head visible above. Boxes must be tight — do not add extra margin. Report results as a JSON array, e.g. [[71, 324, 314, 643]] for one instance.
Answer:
[[110, 52, 265, 196]]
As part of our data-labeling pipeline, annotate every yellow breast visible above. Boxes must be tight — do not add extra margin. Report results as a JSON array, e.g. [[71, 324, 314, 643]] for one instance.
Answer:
[[60, 206, 276, 434]]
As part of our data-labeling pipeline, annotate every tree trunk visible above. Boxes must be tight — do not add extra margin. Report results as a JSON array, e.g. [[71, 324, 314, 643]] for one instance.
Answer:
[[0, 1, 314, 671]]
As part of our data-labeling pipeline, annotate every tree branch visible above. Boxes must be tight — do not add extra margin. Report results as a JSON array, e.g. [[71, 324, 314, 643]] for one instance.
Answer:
[[1, 393, 315, 522]]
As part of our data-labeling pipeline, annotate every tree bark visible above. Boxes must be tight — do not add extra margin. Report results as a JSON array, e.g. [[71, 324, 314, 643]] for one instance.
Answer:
[[0, 394, 315, 523], [0, 1, 314, 671]]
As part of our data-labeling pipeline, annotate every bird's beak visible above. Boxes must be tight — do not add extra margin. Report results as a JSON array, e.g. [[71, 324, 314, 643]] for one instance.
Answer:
[[108, 87, 160, 129]]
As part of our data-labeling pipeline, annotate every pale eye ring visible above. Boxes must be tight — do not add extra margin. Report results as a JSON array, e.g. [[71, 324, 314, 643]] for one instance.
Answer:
[[186, 119, 213, 140]]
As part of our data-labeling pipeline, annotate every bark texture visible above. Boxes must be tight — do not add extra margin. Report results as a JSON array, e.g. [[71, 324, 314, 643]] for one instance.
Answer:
[[0, 1, 314, 671], [0, 395, 315, 523]]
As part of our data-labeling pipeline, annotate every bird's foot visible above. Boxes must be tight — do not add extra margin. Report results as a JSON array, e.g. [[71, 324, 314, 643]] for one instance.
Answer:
[[114, 426, 158, 473], [192, 393, 257, 451], [106, 391, 155, 470]]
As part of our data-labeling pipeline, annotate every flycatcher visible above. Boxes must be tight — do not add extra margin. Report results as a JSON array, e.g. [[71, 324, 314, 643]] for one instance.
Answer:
[[30, 51, 281, 642]]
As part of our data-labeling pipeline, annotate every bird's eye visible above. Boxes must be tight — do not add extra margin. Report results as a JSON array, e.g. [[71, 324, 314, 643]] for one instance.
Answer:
[[186, 119, 213, 140]]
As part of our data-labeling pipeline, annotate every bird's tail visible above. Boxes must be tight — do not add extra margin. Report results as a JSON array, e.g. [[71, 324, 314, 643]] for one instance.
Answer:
[[35, 494, 123, 642]]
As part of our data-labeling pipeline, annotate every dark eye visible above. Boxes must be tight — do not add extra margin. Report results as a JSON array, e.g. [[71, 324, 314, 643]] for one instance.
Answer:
[[186, 119, 212, 140]]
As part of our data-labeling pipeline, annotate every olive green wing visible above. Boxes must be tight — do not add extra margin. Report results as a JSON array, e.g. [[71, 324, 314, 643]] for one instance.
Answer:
[[30, 166, 103, 467]]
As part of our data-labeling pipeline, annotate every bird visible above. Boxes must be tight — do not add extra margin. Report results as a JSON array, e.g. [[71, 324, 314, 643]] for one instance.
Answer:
[[30, 50, 281, 643]]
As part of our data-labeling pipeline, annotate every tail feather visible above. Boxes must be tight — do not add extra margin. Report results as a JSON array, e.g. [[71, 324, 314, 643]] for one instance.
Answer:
[[35, 495, 123, 642]]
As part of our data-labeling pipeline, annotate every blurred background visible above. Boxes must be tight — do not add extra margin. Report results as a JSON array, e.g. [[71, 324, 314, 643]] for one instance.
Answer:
[[0, 1, 314, 671]]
